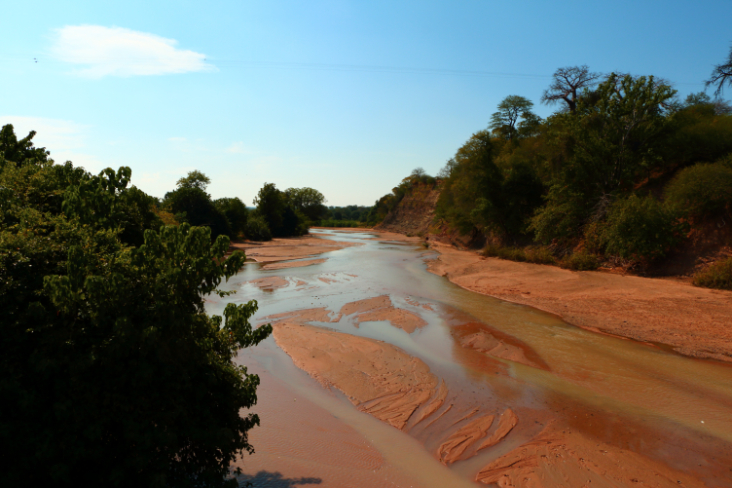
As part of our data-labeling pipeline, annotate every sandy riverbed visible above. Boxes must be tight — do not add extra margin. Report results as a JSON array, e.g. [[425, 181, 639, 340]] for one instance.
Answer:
[[230, 229, 732, 486], [425, 240, 732, 363]]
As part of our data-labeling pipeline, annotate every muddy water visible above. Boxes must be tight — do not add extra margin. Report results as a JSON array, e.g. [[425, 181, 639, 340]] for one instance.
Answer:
[[206, 230, 732, 487]]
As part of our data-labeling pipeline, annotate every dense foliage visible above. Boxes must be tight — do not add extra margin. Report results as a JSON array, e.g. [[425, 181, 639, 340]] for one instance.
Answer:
[[426, 67, 732, 272], [0, 125, 272, 487]]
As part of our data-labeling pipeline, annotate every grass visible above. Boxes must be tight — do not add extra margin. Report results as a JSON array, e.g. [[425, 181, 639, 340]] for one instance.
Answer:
[[693, 257, 732, 290]]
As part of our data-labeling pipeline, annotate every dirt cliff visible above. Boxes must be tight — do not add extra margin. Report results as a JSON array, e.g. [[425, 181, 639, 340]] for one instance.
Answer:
[[374, 183, 440, 237]]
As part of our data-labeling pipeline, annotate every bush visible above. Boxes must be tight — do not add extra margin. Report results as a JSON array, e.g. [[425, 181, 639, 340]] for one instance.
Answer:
[[482, 244, 556, 265], [564, 250, 601, 271], [245, 214, 272, 241], [693, 257, 732, 290], [664, 161, 732, 218], [600, 194, 685, 262], [524, 246, 557, 265]]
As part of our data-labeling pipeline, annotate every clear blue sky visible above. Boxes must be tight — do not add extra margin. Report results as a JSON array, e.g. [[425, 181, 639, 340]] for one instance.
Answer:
[[2, 0, 731, 205]]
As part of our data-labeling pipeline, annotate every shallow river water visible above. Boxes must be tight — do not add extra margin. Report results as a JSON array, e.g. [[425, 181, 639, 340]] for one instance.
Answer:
[[206, 230, 732, 487]]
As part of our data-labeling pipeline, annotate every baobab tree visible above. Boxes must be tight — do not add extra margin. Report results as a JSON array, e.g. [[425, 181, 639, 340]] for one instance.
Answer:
[[542, 65, 602, 113], [706, 45, 732, 95]]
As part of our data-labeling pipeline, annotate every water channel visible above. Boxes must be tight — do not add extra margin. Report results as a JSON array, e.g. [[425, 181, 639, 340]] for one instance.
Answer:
[[205, 229, 732, 487]]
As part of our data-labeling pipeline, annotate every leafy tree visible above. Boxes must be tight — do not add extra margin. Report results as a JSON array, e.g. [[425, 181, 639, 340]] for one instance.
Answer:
[[165, 172, 230, 240], [1, 146, 271, 487], [541, 65, 602, 113], [245, 213, 272, 241], [253, 183, 286, 235], [489, 95, 536, 141], [706, 44, 732, 95], [253, 183, 308, 237], [0, 124, 51, 165], [599, 194, 686, 262], [214, 197, 249, 238], [176, 170, 211, 191], [284, 187, 327, 221]]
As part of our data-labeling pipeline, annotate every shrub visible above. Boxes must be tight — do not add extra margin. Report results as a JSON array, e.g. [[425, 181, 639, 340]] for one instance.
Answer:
[[245, 214, 272, 241], [524, 246, 557, 265], [482, 244, 556, 265], [564, 250, 601, 271], [664, 161, 732, 218], [600, 194, 686, 262], [693, 257, 732, 290]]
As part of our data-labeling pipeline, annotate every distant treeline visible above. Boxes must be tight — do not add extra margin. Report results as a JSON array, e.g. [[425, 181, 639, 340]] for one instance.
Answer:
[[374, 58, 732, 289], [158, 170, 327, 242]]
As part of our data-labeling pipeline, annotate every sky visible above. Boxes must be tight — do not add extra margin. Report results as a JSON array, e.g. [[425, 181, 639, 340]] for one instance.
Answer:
[[2, 0, 731, 206]]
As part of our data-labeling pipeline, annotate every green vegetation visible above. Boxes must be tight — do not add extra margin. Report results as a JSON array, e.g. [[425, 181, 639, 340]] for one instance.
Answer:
[[419, 64, 732, 281], [1, 124, 276, 487], [563, 250, 601, 271], [693, 257, 732, 290], [664, 162, 732, 218], [482, 244, 556, 265]]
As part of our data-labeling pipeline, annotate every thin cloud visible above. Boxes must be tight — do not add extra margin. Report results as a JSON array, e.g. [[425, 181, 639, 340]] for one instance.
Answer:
[[51, 25, 215, 78], [226, 141, 256, 155]]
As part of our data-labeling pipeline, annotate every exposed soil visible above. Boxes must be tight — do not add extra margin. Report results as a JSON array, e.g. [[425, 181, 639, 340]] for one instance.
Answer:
[[340, 295, 427, 333], [426, 241, 732, 363], [230, 235, 357, 264]]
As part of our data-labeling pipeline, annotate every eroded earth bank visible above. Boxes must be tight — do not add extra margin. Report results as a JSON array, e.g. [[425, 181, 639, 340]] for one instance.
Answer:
[[207, 230, 732, 488]]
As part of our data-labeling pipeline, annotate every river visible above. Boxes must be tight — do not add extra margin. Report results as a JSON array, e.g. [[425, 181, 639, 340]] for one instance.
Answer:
[[205, 229, 732, 487]]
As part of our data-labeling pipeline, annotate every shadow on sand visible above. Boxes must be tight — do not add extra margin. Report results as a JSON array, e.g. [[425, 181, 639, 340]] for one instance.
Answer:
[[236, 470, 322, 487]]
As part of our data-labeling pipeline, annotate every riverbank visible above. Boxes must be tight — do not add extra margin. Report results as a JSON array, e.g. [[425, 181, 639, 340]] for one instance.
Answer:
[[230, 234, 358, 268], [425, 240, 732, 363]]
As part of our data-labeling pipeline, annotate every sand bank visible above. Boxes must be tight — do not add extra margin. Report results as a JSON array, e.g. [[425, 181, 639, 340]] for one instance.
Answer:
[[272, 323, 441, 430], [340, 295, 427, 333], [230, 235, 357, 265], [426, 241, 732, 363], [475, 420, 704, 487]]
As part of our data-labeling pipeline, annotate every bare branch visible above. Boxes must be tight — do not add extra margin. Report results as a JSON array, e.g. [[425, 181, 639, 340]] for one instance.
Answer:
[[542, 65, 602, 113]]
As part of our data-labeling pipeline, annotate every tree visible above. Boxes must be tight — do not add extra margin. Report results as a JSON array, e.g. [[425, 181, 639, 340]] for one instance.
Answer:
[[1, 148, 271, 487], [253, 183, 286, 234], [165, 171, 230, 240], [214, 197, 249, 238], [541, 65, 602, 113], [176, 170, 211, 191], [0, 124, 51, 165], [489, 95, 536, 141], [283, 187, 327, 221], [706, 44, 732, 95]]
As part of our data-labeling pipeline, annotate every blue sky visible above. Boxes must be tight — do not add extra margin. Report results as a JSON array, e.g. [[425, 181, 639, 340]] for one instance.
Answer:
[[2, 0, 731, 205]]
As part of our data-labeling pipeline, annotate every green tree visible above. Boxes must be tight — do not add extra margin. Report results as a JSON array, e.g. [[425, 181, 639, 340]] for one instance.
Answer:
[[284, 187, 327, 221], [253, 183, 286, 234], [214, 197, 249, 238], [1, 149, 271, 487], [0, 124, 51, 165], [165, 171, 231, 240], [489, 95, 536, 141], [176, 170, 211, 191]]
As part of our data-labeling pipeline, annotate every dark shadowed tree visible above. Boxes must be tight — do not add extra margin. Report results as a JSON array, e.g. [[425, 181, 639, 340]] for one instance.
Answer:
[[283, 187, 327, 222], [0, 124, 51, 165], [1, 148, 272, 487], [541, 65, 602, 113], [214, 197, 249, 238]]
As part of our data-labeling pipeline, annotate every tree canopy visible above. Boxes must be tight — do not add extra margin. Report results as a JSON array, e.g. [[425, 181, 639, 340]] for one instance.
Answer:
[[1, 125, 271, 487]]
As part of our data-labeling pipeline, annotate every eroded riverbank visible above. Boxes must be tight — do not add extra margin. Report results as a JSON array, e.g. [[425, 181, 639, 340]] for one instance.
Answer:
[[209, 230, 732, 487]]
